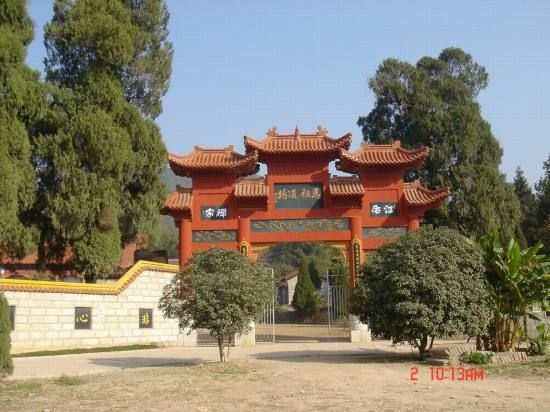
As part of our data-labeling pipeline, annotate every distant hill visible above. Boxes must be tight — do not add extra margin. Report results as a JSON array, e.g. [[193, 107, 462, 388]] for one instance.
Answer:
[[153, 166, 191, 258], [161, 165, 191, 193]]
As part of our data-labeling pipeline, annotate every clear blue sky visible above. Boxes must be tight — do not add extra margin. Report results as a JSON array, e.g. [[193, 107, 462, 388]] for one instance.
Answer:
[[26, 0, 550, 185]]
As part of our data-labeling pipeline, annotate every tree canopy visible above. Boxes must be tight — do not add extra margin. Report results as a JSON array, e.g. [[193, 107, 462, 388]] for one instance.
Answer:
[[535, 154, 550, 254], [44, 0, 172, 118], [513, 167, 539, 247], [358, 48, 521, 242], [0, 0, 48, 260], [159, 247, 273, 362], [352, 226, 491, 357]]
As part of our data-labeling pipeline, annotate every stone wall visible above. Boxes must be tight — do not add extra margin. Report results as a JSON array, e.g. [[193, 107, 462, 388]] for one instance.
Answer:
[[0, 261, 181, 353]]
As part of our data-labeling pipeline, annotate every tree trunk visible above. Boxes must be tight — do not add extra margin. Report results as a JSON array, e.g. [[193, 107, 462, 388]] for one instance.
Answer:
[[428, 336, 435, 351], [226, 335, 232, 360], [418, 335, 428, 359], [217, 336, 225, 362]]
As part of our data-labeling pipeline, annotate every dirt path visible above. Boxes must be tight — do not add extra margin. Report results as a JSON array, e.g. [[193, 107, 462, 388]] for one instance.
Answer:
[[2, 352, 548, 411]]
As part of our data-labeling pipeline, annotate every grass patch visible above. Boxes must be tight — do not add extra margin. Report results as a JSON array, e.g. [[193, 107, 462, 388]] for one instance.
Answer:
[[484, 356, 550, 379], [12, 344, 158, 358], [0, 382, 42, 396], [53, 375, 86, 386]]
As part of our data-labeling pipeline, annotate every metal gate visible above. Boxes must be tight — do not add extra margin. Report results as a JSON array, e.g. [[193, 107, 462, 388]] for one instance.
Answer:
[[327, 273, 350, 341], [255, 268, 275, 343]]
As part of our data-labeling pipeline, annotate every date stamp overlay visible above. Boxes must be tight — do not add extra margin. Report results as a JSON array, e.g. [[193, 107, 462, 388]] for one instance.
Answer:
[[410, 367, 485, 381]]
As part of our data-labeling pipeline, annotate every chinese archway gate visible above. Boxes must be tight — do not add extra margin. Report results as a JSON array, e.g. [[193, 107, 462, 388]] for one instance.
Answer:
[[161, 126, 449, 288]]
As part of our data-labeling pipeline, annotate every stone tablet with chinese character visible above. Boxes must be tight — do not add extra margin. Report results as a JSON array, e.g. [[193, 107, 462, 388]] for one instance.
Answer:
[[75, 307, 92, 329], [139, 308, 153, 328]]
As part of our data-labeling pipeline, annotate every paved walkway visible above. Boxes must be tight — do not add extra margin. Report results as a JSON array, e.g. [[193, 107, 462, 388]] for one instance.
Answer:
[[9, 341, 413, 380]]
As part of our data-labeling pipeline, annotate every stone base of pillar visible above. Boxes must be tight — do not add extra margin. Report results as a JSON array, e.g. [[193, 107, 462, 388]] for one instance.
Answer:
[[234, 322, 256, 347], [177, 327, 198, 347], [349, 315, 371, 343]]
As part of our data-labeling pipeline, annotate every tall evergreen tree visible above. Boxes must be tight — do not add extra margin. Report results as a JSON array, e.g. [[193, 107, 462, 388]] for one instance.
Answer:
[[0, 0, 47, 260], [34, 0, 170, 279], [292, 258, 320, 318], [358, 48, 521, 241], [535, 154, 550, 254], [44, 0, 172, 118], [308, 259, 322, 290], [513, 167, 539, 246]]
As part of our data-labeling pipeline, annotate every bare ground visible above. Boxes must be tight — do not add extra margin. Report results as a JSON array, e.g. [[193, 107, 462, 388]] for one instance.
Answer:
[[1, 352, 548, 411]]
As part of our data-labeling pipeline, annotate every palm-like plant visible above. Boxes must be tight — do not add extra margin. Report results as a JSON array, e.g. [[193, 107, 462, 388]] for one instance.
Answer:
[[480, 230, 550, 352]]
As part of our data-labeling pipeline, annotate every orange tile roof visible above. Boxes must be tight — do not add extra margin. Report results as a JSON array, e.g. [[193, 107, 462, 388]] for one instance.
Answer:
[[336, 141, 429, 173], [168, 145, 259, 177], [403, 180, 450, 209], [244, 126, 352, 161], [161, 185, 192, 216], [234, 177, 268, 198], [329, 176, 364, 197]]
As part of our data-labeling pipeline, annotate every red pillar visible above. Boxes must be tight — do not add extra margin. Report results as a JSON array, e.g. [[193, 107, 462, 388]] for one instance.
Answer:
[[238, 217, 251, 256], [408, 216, 420, 231], [178, 219, 192, 269], [349, 216, 363, 288]]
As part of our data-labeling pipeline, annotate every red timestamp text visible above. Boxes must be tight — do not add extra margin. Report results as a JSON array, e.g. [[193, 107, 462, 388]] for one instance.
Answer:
[[410, 367, 484, 381]]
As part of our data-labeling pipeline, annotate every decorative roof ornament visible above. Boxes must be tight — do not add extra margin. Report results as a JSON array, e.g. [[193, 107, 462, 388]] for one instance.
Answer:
[[295, 126, 301, 138], [317, 125, 328, 136], [266, 126, 278, 138]]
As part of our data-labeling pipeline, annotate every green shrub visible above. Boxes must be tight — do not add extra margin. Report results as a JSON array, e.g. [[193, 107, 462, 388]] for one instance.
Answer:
[[0, 291, 13, 379], [459, 351, 493, 365], [352, 226, 491, 358], [527, 324, 550, 356]]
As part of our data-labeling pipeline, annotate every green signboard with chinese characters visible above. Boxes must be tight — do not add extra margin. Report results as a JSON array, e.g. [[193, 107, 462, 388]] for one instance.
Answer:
[[192, 230, 237, 242], [200, 206, 229, 220], [363, 227, 407, 239], [251, 218, 349, 233], [274, 183, 323, 209], [369, 202, 398, 217]]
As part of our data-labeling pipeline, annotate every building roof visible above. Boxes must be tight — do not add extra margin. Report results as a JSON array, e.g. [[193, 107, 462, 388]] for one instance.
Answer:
[[168, 145, 259, 177], [161, 185, 192, 216], [328, 176, 364, 197], [336, 141, 429, 173], [244, 126, 352, 161], [403, 180, 450, 209], [0, 261, 179, 295], [234, 177, 269, 198]]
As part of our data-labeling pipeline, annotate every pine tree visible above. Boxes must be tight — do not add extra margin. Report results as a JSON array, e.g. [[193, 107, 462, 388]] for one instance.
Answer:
[[535, 154, 550, 254], [34, 0, 170, 279], [308, 259, 322, 290], [0, 292, 13, 379], [0, 0, 48, 260], [513, 167, 539, 246], [292, 258, 320, 318], [358, 48, 522, 242]]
